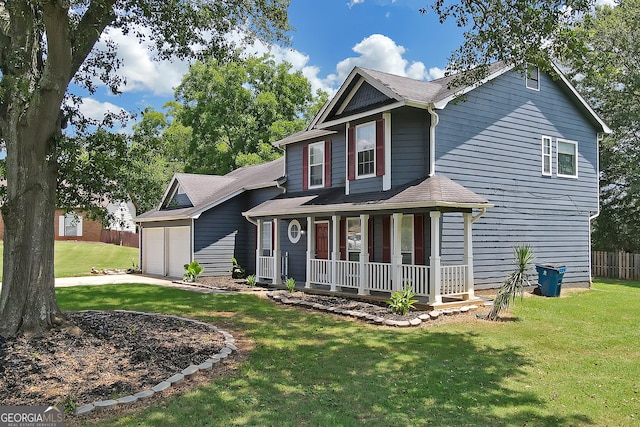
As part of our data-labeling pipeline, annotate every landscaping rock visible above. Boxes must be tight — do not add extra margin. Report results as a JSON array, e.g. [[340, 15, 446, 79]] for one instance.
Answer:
[[418, 314, 431, 321], [428, 310, 441, 319], [409, 318, 422, 326], [116, 395, 138, 404], [167, 373, 185, 384], [76, 405, 94, 416], [152, 381, 171, 393], [133, 390, 155, 400], [93, 400, 118, 410], [181, 365, 199, 377]]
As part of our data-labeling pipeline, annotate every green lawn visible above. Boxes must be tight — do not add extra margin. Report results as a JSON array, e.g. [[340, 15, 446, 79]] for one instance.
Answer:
[[57, 279, 640, 427], [0, 241, 138, 278]]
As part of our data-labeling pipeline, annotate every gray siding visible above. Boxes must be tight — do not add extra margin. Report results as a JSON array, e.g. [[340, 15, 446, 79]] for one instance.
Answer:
[[436, 69, 599, 286], [280, 218, 308, 282], [286, 143, 304, 193], [391, 108, 429, 187], [343, 82, 390, 114], [285, 134, 347, 192], [194, 186, 283, 277], [194, 196, 248, 277]]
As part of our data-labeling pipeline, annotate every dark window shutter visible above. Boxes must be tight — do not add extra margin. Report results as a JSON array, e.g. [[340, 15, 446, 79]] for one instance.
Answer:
[[347, 126, 356, 181], [382, 215, 391, 263], [324, 140, 332, 188], [302, 144, 309, 190], [414, 215, 424, 265], [368, 217, 374, 262], [375, 119, 385, 177], [340, 218, 346, 260]]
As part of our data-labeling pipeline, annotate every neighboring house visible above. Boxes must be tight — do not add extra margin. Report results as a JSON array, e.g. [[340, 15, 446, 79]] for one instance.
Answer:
[[0, 201, 136, 242], [243, 63, 609, 306], [135, 158, 284, 278]]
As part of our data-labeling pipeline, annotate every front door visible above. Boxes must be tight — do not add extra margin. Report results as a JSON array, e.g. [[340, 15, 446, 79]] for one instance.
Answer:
[[315, 222, 329, 260]]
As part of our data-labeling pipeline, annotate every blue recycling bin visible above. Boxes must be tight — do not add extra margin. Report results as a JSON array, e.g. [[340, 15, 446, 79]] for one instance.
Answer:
[[535, 263, 566, 297]]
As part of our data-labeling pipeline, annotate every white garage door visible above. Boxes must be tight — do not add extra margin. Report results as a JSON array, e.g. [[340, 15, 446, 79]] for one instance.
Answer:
[[166, 226, 191, 278], [142, 228, 165, 275]]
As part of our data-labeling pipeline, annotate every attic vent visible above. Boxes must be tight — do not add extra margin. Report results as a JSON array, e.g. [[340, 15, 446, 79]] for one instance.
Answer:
[[526, 65, 540, 91]]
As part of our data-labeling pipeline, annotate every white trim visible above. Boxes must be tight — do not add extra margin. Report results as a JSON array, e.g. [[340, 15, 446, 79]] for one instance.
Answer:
[[308, 141, 325, 189], [345, 122, 350, 195], [383, 112, 391, 191], [287, 219, 302, 244], [316, 101, 406, 130], [355, 121, 376, 179], [337, 77, 365, 115], [556, 139, 578, 178], [434, 65, 515, 109], [541, 135, 552, 176]]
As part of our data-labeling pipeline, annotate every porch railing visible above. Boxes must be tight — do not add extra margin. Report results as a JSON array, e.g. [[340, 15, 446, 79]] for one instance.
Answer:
[[305, 259, 468, 299], [401, 264, 430, 296], [258, 256, 274, 280], [441, 264, 467, 295]]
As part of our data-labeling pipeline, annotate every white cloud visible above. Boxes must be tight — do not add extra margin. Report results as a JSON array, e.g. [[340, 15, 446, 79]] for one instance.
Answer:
[[347, 0, 365, 9], [595, 0, 616, 5], [427, 67, 446, 80], [329, 34, 430, 83], [77, 97, 127, 122], [94, 27, 190, 96]]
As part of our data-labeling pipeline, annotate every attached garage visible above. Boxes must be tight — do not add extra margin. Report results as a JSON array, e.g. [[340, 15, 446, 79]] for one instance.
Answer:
[[135, 158, 285, 278], [141, 225, 191, 278]]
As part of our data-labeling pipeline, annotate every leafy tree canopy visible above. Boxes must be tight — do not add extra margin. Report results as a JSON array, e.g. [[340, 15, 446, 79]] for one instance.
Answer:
[[560, 0, 640, 252], [175, 55, 327, 175]]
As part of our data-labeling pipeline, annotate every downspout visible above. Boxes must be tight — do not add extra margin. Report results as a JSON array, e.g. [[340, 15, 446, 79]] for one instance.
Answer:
[[428, 106, 439, 177], [588, 132, 604, 285]]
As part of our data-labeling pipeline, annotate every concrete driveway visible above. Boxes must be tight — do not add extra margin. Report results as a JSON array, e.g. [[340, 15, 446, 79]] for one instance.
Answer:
[[54, 274, 177, 287]]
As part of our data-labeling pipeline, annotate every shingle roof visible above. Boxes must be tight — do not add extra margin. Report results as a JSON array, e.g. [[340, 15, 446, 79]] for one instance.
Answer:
[[136, 157, 284, 222], [244, 174, 492, 218]]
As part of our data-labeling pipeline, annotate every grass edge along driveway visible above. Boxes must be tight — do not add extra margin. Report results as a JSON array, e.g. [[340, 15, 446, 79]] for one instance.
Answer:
[[58, 279, 640, 427]]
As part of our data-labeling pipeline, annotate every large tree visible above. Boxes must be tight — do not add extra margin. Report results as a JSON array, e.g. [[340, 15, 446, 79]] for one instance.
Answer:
[[175, 55, 325, 175], [0, 0, 290, 338], [422, 0, 593, 82], [560, 0, 640, 252]]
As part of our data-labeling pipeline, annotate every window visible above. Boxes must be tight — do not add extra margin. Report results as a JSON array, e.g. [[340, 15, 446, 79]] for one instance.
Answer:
[[557, 139, 578, 178], [288, 219, 301, 244], [526, 65, 540, 90], [346, 217, 361, 261], [541, 136, 552, 176], [60, 213, 83, 237], [401, 215, 414, 265], [262, 221, 272, 256], [356, 122, 375, 177], [308, 142, 324, 188]]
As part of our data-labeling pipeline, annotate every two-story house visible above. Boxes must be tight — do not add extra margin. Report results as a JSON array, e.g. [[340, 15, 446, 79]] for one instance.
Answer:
[[243, 62, 609, 306]]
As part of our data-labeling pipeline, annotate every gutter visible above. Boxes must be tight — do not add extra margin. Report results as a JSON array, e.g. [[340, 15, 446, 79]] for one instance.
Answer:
[[427, 106, 439, 177]]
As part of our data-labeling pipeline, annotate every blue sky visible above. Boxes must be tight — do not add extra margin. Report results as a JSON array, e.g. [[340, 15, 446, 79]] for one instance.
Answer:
[[74, 1, 466, 128]]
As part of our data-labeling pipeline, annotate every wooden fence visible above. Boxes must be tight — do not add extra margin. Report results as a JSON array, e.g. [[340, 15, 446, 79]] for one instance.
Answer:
[[592, 251, 640, 280], [100, 229, 139, 248]]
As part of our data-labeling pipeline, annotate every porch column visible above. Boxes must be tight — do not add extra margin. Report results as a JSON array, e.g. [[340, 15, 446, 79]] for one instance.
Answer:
[[463, 212, 475, 299], [392, 213, 403, 292], [429, 211, 442, 304], [331, 215, 339, 292], [359, 214, 370, 295], [305, 216, 315, 289], [256, 219, 263, 280], [273, 218, 282, 285]]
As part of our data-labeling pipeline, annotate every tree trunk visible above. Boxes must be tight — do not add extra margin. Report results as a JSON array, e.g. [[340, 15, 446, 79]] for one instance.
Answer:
[[0, 121, 64, 338]]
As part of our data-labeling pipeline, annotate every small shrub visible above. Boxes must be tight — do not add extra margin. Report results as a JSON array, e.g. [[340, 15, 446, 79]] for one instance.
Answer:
[[285, 277, 296, 293], [231, 257, 246, 279], [183, 260, 204, 282], [487, 243, 535, 321], [246, 274, 257, 287], [387, 284, 418, 315]]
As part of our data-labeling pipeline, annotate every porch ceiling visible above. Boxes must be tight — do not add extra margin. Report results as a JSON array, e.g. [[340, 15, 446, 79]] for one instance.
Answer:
[[244, 175, 492, 218]]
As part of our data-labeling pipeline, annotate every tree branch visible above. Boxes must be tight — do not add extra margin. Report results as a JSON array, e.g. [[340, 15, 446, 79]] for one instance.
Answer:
[[70, 0, 116, 79], [0, 2, 9, 71]]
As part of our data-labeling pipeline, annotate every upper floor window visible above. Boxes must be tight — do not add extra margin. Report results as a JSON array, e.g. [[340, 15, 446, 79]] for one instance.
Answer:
[[526, 65, 540, 91], [541, 136, 552, 176], [356, 122, 376, 178], [308, 142, 325, 188], [303, 140, 331, 190], [557, 139, 578, 178]]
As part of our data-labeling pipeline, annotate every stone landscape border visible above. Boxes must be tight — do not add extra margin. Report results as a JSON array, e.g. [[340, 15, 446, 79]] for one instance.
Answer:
[[74, 310, 236, 416], [267, 291, 483, 327]]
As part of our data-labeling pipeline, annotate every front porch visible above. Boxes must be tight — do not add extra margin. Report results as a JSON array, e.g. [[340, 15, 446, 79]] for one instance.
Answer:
[[255, 210, 480, 308]]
